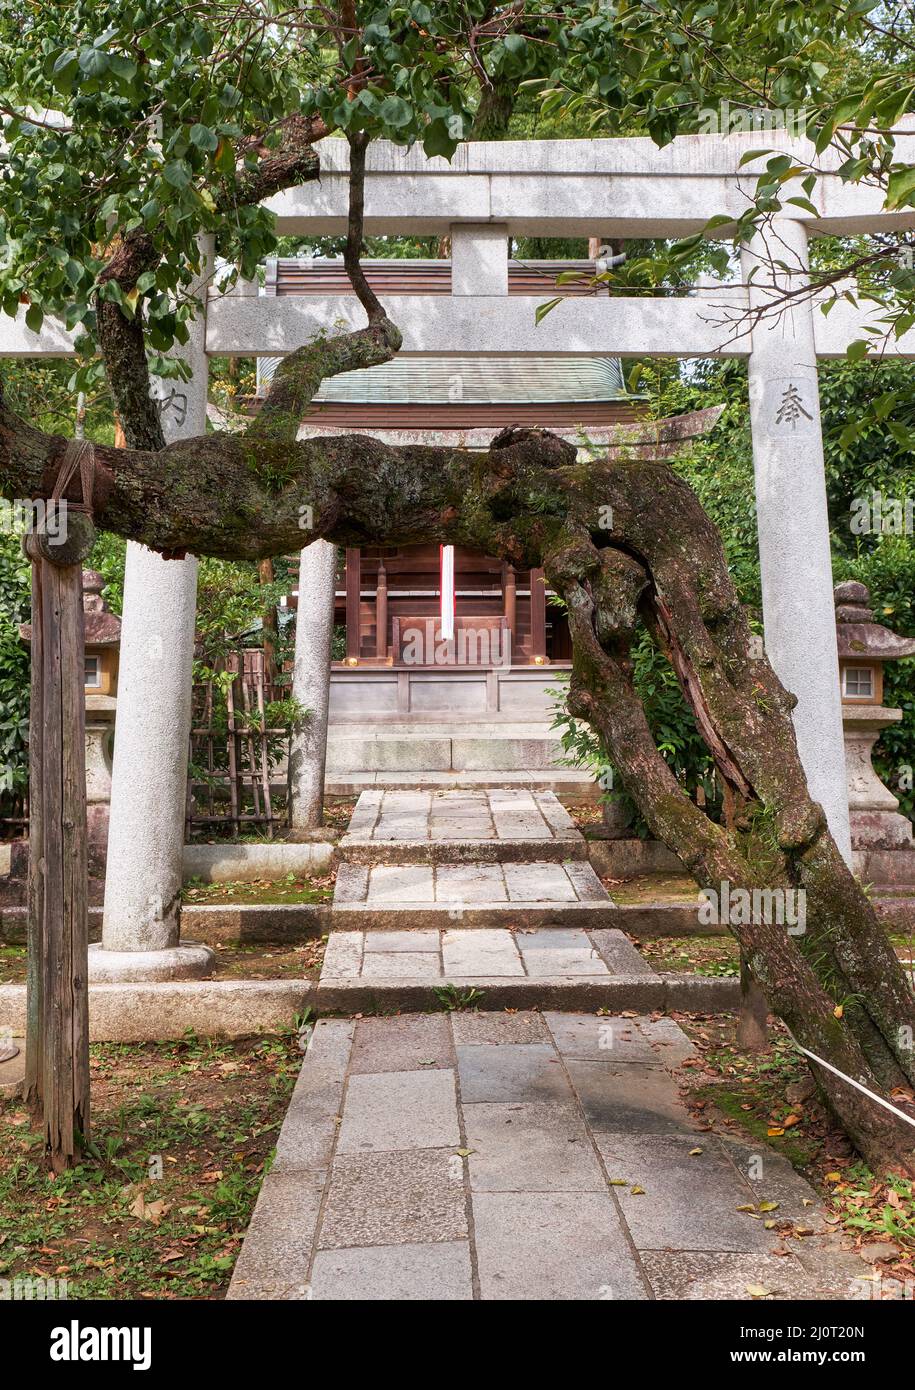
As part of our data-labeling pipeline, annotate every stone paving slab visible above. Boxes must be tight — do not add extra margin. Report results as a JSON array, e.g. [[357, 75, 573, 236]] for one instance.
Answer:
[[341, 788, 580, 851], [473, 1191, 650, 1300], [336, 789, 584, 861], [593, 1132, 777, 1253], [348, 1014, 454, 1074], [463, 1101, 606, 1193], [332, 860, 614, 925], [319, 926, 645, 984], [456, 1042, 573, 1103], [229, 1010, 862, 1301], [337, 1069, 460, 1153], [309, 1241, 474, 1301]]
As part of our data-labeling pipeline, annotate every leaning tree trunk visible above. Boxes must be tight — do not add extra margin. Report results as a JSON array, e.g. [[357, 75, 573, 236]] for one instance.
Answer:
[[1, 141, 913, 1172]]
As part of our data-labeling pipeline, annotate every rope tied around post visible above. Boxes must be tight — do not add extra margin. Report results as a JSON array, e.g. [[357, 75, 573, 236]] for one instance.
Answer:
[[24, 437, 98, 569]]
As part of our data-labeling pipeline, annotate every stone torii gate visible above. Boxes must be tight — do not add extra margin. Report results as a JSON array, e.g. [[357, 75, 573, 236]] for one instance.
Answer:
[[4, 128, 915, 981]]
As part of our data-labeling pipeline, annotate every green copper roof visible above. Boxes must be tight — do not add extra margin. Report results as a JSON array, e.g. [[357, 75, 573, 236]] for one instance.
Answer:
[[258, 355, 629, 405]]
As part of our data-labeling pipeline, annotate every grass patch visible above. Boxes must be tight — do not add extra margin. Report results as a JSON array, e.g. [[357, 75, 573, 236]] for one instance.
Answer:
[[641, 934, 739, 976], [182, 871, 334, 907], [0, 1030, 305, 1299], [565, 800, 603, 829], [321, 798, 358, 831], [0, 944, 26, 985], [604, 873, 700, 905], [213, 938, 325, 980]]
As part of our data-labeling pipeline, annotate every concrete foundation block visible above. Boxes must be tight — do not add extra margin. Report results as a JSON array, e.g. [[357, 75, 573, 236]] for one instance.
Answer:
[[0, 980, 312, 1041], [587, 837, 685, 877], [183, 840, 334, 883]]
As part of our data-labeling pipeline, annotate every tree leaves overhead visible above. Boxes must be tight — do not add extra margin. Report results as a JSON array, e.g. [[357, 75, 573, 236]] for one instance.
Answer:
[[0, 0, 537, 383], [2, 0, 915, 382]]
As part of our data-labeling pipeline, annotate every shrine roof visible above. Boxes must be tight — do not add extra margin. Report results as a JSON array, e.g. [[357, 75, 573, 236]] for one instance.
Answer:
[[259, 355, 630, 405]]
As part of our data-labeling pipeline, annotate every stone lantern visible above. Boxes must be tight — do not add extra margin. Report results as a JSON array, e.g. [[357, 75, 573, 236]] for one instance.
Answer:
[[82, 570, 121, 698], [81, 571, 121, 878], [835, 580, 915, 889]]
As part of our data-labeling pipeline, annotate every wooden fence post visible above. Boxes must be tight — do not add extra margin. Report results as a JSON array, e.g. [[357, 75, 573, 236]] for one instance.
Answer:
[[23, 483, 96, 1171]]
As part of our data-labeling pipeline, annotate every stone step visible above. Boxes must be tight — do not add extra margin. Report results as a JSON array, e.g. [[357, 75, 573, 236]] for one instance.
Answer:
[[339, 837, 588, 865], [327, 721, 567, 773], [332, 901, 620, 930], [314, 972, 739, 1017], [315, 924, 742, 1011], [327, 769, 598, 796], [332, 858, 616, 930], [322, 923, 645, 975], [339, 788, 587, 865]]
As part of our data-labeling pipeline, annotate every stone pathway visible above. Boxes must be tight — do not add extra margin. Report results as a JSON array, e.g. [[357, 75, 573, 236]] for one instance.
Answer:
[[228, 1011, 865, 1301], [318, 786, 739, 1016], [331, 788, 613, 929]]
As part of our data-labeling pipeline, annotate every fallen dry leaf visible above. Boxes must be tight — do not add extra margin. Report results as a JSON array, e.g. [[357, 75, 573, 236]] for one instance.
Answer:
[[130, 1193, 170, 1225]]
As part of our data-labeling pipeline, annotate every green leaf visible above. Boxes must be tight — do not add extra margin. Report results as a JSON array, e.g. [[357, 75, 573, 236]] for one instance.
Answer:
[[189, 123, 218, 152], [78, 47, 109, 79], [535, 297, 562, 325], [52, 48, 78, 74], [886, 167, 915, 211], [163, 160, 192, 190], [378, 95, 413, 129], [785, 196, 819, 217], [503, 34, 527, 57]]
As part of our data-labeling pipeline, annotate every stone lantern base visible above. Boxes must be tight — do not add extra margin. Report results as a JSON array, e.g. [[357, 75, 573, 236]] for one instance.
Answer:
[[844, 704, 915, 894]]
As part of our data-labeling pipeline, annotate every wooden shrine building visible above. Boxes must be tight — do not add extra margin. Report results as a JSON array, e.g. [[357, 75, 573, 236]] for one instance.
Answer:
[[256, 256, 647, 718], [253, 258, 645, 717]]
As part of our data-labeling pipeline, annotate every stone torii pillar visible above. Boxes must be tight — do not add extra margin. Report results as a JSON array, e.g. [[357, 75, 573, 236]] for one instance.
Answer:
[[90, 236, 216, 981], [741, 216, 852, 863], [288, 540, 337, 831]]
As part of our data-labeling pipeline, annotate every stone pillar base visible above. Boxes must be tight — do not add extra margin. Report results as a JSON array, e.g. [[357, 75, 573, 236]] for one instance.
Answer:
[[88, 942, 215, 983], [285, 826, 337, 844]]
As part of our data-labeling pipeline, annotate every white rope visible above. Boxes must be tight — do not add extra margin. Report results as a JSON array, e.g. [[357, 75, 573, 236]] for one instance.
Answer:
[[786, 1030, 915, 1132]]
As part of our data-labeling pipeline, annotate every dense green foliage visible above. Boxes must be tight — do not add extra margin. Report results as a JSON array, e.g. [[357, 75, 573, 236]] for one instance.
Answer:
[[0, 529, 29, 810]]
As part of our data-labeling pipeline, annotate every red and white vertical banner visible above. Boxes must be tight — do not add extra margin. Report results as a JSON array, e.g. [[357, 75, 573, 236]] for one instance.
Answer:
[[440, 544, 455, 641]]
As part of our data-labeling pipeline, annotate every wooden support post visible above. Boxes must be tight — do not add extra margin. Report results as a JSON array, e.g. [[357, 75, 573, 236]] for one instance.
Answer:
[[257, 556, 277, 686], [24, 505, 96, 1171], [530, 567, 547, 663], [737, 951, 769, 1052], [376, 559, 388, 660], [24, 558, 45, 1108], [502, 563, 516, 643], [345, 547, 360, 662]]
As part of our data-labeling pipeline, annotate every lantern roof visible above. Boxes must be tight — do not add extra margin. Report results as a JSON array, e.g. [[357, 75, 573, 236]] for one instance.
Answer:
[[834, 581, 915, 662]]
